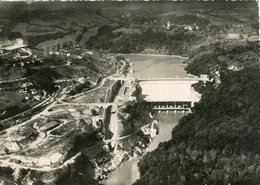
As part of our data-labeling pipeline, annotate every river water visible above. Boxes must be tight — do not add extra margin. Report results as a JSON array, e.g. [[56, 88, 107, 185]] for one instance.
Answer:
[[102, 54, 189, 185], [102, 113, 184, 185]]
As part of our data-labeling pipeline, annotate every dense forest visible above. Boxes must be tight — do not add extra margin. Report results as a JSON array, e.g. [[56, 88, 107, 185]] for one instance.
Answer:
[[29, 67, 61, 93], [134, 66, 260, 185]]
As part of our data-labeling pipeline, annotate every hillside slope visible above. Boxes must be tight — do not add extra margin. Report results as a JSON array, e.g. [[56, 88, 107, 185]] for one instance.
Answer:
[[134, 67, 260, 185], [185, 40, 259, 76]]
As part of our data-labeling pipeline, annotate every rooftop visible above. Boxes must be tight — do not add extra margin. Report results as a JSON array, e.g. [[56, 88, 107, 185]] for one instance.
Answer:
[[2, 39, 27, 50], [40, 121, 59, 131]]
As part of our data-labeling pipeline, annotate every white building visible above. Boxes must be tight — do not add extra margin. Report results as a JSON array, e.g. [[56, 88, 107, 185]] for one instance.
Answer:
[[200, 74, 209, 82]]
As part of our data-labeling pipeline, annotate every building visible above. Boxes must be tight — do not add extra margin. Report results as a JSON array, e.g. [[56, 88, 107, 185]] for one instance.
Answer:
[[226, 33, 249, 39], [40, 121, 60, 132], [184, 25, 193, 31], [166, 21, 171, 30], [200, 74, 209, 83], [80, 118, 95, 135], [2, 38, 27, 51]]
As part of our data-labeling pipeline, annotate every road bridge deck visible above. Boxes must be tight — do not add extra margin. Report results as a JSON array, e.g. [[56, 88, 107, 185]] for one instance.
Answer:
[[137, 77, 200, 82]]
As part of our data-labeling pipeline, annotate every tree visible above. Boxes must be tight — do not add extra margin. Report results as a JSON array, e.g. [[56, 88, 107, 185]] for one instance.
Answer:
[[4, 147, 9, 154], [91, 109, 97, 116], [29, 67, 61, 93], [132, 83, 143, 102]]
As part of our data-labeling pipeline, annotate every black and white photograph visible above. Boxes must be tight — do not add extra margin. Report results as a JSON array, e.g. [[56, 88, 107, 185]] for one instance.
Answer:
[[0, 0, 259, 185]]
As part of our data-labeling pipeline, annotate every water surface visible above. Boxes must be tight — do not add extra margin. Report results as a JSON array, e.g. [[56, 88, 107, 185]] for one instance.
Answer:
[[124, 54, 193, 79]]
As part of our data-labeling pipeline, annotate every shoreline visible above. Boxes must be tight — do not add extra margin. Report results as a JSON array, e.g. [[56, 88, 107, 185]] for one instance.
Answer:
[[97, 110, 158, 180], [95, 133, 150, 182], [122, 53, 189, 60], [108, 52, 189, 60]]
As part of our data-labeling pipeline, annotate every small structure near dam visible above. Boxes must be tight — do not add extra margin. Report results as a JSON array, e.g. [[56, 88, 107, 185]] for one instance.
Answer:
[[139, 79, 201, 111]]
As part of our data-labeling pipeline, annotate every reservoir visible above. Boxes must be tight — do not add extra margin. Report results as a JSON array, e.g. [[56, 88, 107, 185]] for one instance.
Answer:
[[124, 54, 192, 79], [102, 54, 192, 185]]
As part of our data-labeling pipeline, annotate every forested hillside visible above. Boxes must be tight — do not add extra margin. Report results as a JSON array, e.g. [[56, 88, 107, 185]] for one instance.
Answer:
[[134, 67, 260, 185], [185, 40, 259, 76], [86, 26, 201, 55]]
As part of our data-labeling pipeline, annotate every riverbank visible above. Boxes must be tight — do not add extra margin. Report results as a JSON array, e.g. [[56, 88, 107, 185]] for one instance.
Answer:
[[88, 102, 157, 181], [92, 134, 150, 181]]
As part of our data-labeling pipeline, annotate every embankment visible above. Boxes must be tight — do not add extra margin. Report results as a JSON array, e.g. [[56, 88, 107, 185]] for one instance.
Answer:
[[104, 80, 122, 103]]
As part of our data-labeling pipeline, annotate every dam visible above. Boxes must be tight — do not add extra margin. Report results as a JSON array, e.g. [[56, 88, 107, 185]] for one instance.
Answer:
[[139, 79, 201, 111], [125, 54, 202, 111]]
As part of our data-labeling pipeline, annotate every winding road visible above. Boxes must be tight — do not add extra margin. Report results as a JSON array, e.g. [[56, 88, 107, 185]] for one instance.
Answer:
[[0, 59, 128, 172]]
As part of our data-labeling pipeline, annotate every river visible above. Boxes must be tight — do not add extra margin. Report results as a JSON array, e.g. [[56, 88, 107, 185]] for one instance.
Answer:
[[102, 54, 189, 185], [102, 113, 184, 185]]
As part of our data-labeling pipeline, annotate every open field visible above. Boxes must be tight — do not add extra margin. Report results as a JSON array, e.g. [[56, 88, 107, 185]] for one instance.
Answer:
[[0, 68, 27, 81], [0, 91, 26, 112], [79, 26, 99, 47], [112, 27, 141, 34], [13, 23, 65, 36], [35, 31, 81, 49]]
